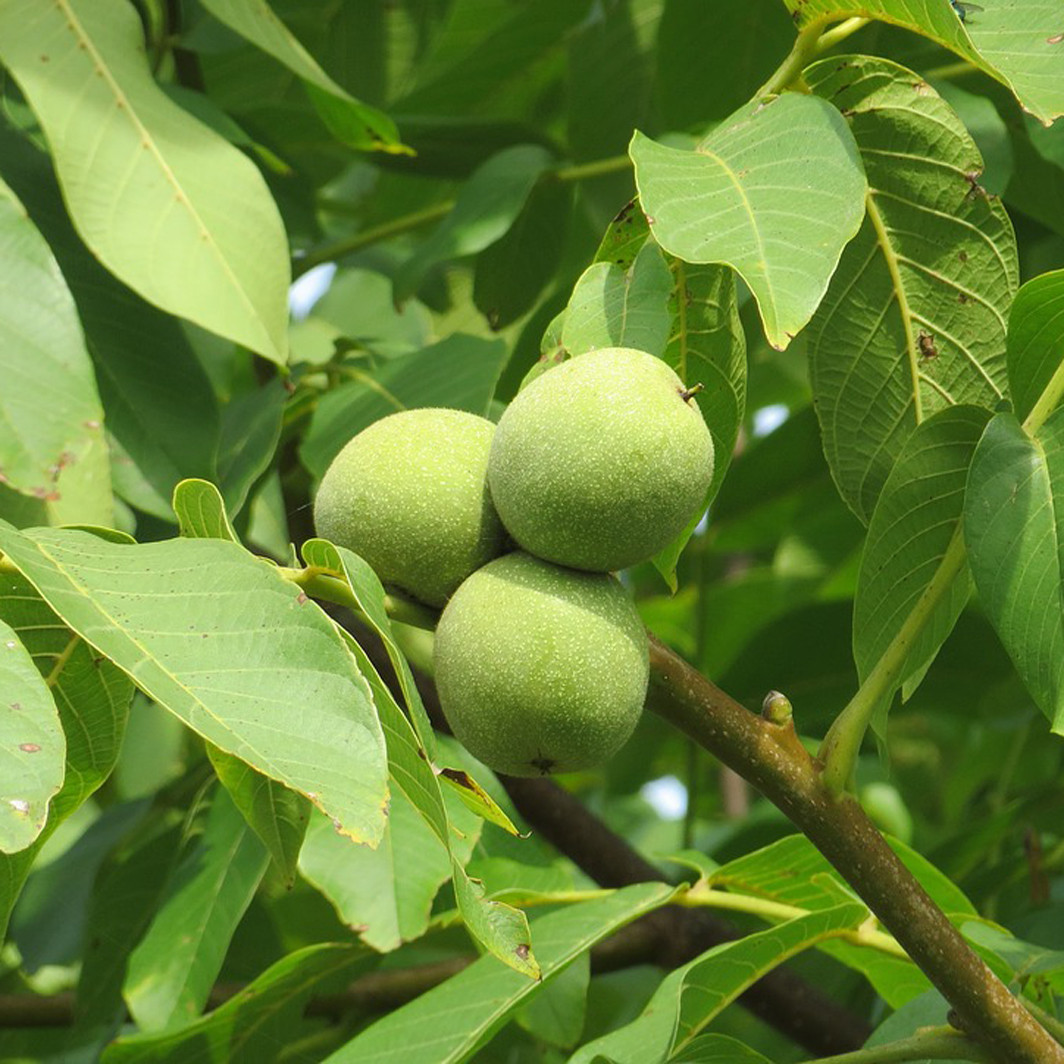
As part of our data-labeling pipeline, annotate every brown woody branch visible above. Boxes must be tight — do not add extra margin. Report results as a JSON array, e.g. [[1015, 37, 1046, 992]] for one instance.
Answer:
[[646, 634, 1063, 1064]]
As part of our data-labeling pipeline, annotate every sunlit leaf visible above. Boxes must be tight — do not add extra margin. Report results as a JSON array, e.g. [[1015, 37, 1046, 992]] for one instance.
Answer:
[[783, 0, 1064, 124], [631, 93, 866, 349], [0, 0, 290, 362], [0, 524, 389, 844], [570, 903, 866, 1063], [0, 617, 64, 853]]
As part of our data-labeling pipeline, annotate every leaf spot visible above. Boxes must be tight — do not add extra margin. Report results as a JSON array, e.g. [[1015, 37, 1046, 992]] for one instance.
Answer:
[[8, 799, 29, 814], [18, 743, 41, 753]]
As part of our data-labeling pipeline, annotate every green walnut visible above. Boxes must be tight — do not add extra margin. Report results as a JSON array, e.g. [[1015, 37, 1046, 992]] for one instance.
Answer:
[[488, 347, 714, 572], [434, 552, 649, 776], [313, 408, 506, 607]]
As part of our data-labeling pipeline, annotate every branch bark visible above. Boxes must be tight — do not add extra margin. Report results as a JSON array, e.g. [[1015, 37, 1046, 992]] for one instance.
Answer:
[[500, 773, 871, 1055], [646, 634, 1063, 1064]]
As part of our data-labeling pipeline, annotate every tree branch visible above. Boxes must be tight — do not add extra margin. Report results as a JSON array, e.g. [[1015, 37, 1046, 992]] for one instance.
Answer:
[[500, 774, 871, 1056], [646, 634, 1064, 1064], [351, 618, 871, 1056]]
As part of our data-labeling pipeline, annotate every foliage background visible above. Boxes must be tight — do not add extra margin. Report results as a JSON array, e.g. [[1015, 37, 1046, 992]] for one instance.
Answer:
[[2, 1, 1064, 1062]]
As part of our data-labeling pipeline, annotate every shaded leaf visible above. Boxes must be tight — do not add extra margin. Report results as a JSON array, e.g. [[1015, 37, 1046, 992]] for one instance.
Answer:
[[964, 410, 1064, 730], [0, 524, 389, 845], [0, 0, 289, 362], [216, 379, 287, 519], [474, 180, 573, 329], [322, 883, 674, 1064], [78, 815, 185, 1028], [0, 567, 132, 938], [11, 800, 148, 974], [208, 746, 309, 888], [631, 93, 866, 349], [396, 145, 553, 301], [124, 788, 270, 1031], [806, 55, 1016, 523], [853, 406, 989, 709], [104, 943, 370, 1064], [1007, 268, 1064, 422], [300, 334, 508, 478], [655, 0, 795, 130], [200, 0, 404, 152], [0, 616, 64, 853]]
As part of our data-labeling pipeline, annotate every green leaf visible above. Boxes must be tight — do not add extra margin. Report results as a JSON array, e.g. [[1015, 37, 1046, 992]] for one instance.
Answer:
[[561, 241, 673, 357], [964, 410, 1064, 729], [853, 406, 989, 709], [668, 1034, 774, 1064], [326, 594, 536, 977], [0, 616, 65, 853], [0, 524, 389, 845], [653, 260, 747, 587], [172, 480, 239, 543], [216, 379, 287, 518], [78, 815, 185, 1028], [570, 902, 866, 1064], [0, 121, 219, 521], [300, 334, 508, 478], [805, 55, 1016, 523], [631, 94, 866, 349], [395, 145, 553, 301], [706, 833, 976, 1006], [1007, 269, 1064, 422], [172, 478, 309, 884], [200, 0, 404, 153], [124, 786, 270, 1032], [473, 181, 573, 329], [0, 0, 290, 363], [11, 799, 148, 973], [207, 746, 308, 889], [0, 175, 109, 513], [103, 943, 370, 1064], [299, 782, 479, 953], [301, 540, 436, 756], [783, 0, 1064, 124], [0, 567, 132, 938], [321, 883, 673, 1064], [655, 0, 795, 131]]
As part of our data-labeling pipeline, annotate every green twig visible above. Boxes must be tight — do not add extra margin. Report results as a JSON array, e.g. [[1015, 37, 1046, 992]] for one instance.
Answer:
[[818, 526, 967, 791], [756, 21, 828, 98], [798, 1026, 991, 1063], [278, 565, 439, 631], [679, 886, 908, 959], [647, 634, 1064, 1064], [814, 17, 871, 54], [924, 60, 979, 82], [294, 153, 630, 280]]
